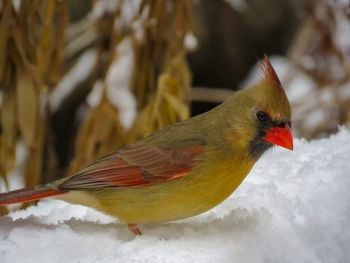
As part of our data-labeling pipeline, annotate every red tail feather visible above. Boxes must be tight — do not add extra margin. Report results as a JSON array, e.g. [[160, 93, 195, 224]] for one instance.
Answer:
[[0, 185, 65, 206]]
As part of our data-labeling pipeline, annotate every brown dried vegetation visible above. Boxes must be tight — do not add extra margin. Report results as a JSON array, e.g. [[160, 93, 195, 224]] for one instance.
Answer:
[[0, 0, 193, 213]]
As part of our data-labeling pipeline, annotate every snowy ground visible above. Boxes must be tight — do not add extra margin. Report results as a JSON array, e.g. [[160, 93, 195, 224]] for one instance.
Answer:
[[1, 129, 350, 263]]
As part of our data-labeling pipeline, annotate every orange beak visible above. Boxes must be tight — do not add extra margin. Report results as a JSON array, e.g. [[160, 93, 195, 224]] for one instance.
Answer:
[[264, 125, 293, 150]]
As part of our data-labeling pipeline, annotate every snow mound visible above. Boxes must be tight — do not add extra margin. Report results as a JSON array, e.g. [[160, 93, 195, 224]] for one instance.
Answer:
[[1, 129, 350, 263]]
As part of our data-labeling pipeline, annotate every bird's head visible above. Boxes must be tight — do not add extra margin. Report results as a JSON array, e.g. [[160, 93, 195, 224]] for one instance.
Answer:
[[222, 56, 293, 159]]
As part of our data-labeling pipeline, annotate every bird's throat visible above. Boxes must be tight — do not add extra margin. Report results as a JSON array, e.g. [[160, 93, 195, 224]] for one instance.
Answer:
[[248, 131, 273, 159]]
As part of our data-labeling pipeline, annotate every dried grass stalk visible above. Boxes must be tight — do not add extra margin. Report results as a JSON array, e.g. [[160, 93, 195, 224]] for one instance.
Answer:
[[0, 1, 68, 191], [68, 95, 125, 174], [0, 0, 195, 210]]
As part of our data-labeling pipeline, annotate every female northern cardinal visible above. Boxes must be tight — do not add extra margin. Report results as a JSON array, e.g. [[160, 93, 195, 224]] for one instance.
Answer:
[[0, 57, 292, 235]]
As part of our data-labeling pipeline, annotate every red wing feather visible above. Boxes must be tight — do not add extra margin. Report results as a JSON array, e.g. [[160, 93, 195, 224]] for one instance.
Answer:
[[59, 143, 206, 190]]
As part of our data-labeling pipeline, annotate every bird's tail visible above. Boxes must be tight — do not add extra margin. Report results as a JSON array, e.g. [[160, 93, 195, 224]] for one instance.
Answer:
[[0, 184, 66, 206]]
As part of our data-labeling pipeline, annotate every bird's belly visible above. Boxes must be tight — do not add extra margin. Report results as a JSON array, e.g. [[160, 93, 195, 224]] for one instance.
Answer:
[[91, 158, 254, 223]]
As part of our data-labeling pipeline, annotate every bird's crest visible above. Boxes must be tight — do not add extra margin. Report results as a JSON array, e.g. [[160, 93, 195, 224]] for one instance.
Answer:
[[259, 55, 282, 89]]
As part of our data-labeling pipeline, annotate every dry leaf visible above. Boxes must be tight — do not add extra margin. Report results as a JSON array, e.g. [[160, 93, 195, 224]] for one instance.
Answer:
[[1, 86, 17, 173], [68, 95, 125, 174], [23, 109, 45, 187], [16, 68, 39, 146]]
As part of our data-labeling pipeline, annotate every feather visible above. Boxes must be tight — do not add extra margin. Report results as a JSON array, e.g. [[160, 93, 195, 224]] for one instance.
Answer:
[[59, 143, 206, 189], [260, 55, 282, 88], [0, 185, 65, 205]]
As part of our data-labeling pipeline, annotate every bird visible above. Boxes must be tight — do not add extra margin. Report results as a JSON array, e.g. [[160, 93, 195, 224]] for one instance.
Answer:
[[0, 56, 293, 235]]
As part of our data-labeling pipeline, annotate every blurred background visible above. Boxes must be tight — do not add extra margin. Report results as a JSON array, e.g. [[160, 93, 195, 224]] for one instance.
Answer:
[[0, 0, 349, 213]]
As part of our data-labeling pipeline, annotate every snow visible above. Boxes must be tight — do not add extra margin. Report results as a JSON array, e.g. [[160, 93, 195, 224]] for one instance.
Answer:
[[11, 0, 21, 12], [1, 128, 350, 262], [86, 37, 137, 129], [86, 81, 104, 109], [184, 33, 198, 51], [105, 38, 136, 129]]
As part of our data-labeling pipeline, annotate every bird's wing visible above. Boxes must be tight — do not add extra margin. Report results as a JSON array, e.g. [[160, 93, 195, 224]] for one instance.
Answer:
[[59, 142, 206, 189]]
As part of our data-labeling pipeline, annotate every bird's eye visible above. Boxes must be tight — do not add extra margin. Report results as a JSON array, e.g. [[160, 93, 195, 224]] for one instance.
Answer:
[[256, 111, 269, 122]]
